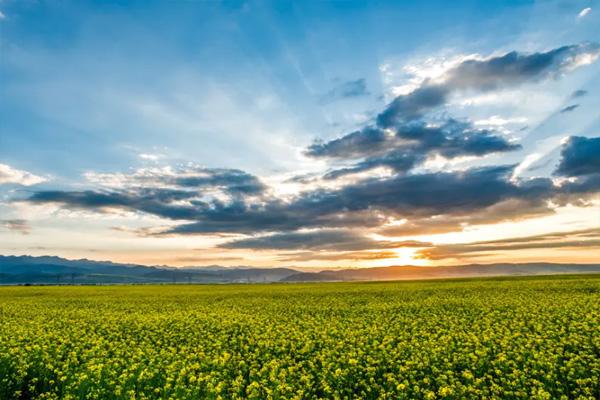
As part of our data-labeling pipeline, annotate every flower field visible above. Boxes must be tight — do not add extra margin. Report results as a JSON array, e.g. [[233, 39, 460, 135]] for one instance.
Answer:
[[1, 275, 599, 399]]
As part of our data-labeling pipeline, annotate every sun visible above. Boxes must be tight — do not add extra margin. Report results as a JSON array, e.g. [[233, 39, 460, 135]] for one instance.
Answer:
[[367, 248, 430, 267]]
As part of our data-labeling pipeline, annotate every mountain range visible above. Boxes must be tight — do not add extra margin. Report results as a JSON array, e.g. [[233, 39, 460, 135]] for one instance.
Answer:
[[1, 255, 599, 285]]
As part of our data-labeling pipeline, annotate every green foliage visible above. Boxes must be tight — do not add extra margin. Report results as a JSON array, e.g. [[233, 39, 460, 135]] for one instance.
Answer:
[[1, 276, 599, 399]]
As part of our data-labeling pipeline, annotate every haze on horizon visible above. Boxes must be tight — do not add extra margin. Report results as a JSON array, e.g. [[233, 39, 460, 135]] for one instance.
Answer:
[[1, 0, 599, 268]]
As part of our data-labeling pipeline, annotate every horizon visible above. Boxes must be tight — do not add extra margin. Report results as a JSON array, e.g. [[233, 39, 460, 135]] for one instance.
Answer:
[[3, 253, 600, 271], [1, 0, 599, 268]]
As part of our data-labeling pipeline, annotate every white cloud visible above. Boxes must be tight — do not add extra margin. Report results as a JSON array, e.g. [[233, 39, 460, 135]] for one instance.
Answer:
[[474, 115, 528, 127], [139, 153, 164, 161], [0, 163, 46, 186], [578, 7, 591, 19], [511, 153, 542, 180], [568, 50, 600, 69], [84, 166, 175, 188], [0, 10, 6, 20], [383, 53, 478, 97]]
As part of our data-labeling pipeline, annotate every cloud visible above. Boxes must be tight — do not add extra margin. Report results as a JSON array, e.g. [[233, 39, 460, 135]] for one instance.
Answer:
[[235, 161, 595, 234], [0, 163, 46, 186], [86, 165, 267, 196], [220, 229, 431, 251], [25, 154, 600, 237], [559, 104, 579, 113], [377, 198, 553, 237], [578, 7, 592, 19], [306, 126, 390, 159], [28, 188, 241, 222], [308, 120, 520, 160], [280, 250, 400, 262], [170, 165, 555, 235], [554, 136, 600, 177], [323, 150, 421, 180], [377, 85, 448, 126], [308, 119, 520, 179], [417, 228, 600, 260], [0, 10, 5, 20], [25, 166, 269, 231], [138, 153, 164, 161], [376, 43, 600, 127], [320, 78, 369, 102], [0, 219, 31, 235], [305, 43, 600, 180], [165, 207, 390, 235], [172, 169, 266, 195], [571, 89, 588, 98], [410, 119, 520, 158], [474, 116, 528, 126], [173, 255, 244, 263], [298, 165, 558, 219]]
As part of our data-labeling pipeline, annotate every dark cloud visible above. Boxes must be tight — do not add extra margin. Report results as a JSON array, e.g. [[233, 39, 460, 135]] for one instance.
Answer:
[[417, 228, 600, 260], [171, 168, 266, 195], [411, 119, 520, 158], [377, 85, 449, 127], [321, 78, 369, 102], [220, 229, 431, 251], [493, 228, 600, 241], [1, 219, 30, 235], [559, 104, 579, 113], [571, 89, 588, 98], [165, 206, 391, 235], [297, 166, 569, 229], [179, 165, 560, 235], [419, 239, 600, 260], [284, 172, 320, 184], [323, 150, 421, 180], [376, 43, 599, 127], [378, 218, 465, 237], [555, 136, 600, 177], [556, 173, 600, 206], [309, 120, 505, 160], [30, 190, 133, 208], [306, 44, 598, 181], [115, 167, 267, 196], [230, 162, 596, 235], [445, 45, 594, 88], [28, 189, 207, 220], [377, 198, 553, 237], [305, 126, 390, 159], [27, 167, 268, 224], [310, 119, 520, 179], [26, 156, 600, 237]]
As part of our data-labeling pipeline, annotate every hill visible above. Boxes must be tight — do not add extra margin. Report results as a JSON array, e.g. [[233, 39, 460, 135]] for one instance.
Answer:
[[281, 263, 600, 282], [1, 255, 599, 284], [0, 255, 297, 284]]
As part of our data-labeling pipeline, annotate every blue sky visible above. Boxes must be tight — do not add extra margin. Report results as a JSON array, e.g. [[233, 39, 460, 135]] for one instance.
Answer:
[[1, 0, 599, 267]]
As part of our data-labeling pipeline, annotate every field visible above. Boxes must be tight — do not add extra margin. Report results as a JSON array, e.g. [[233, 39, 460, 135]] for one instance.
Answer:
[[1, 275, 599, 399]]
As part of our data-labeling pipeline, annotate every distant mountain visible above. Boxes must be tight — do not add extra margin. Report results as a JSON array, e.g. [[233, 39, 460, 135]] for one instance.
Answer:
[[1, 256, 599, 285], [281, 263, 600, 282], [0, 255, 297, 284]]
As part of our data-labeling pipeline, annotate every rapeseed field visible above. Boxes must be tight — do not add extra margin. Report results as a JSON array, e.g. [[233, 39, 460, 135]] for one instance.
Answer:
[[1, 275, 599, 399]]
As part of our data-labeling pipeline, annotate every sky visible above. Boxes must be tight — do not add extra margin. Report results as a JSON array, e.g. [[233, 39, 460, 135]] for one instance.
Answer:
[[1, 0, 599, 268]]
